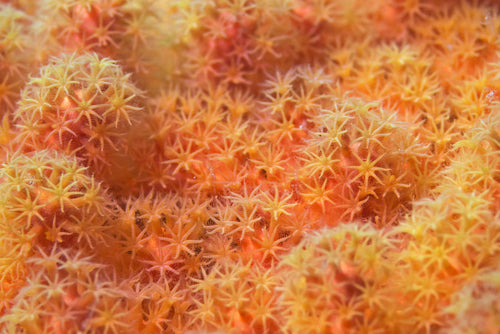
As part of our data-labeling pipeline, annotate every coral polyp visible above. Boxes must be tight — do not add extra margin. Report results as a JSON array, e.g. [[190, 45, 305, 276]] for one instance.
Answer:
[[1, 0, 500, 333], [13, 53, 142, 185]]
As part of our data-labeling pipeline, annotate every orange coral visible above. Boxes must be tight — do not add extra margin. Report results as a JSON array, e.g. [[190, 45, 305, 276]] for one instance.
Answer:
[[1, 0, 500, 333]]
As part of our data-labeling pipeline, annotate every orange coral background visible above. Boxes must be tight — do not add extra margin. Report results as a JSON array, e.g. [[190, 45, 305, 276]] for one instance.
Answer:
[[0, 0, 500, 333]]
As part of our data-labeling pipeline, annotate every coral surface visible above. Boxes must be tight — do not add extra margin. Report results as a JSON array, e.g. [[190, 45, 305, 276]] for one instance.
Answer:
[[1, 0, 500, 333]]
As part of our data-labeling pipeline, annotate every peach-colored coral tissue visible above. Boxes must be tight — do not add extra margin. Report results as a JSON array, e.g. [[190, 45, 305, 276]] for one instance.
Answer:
[[0, 0, 499, 333]]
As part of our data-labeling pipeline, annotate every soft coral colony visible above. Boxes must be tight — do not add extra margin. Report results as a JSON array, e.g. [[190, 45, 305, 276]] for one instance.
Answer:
[[1, 0, 500, 333]]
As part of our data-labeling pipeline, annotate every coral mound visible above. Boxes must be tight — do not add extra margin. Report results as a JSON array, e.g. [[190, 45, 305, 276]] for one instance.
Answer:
[[1, 0, 500, 333]]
